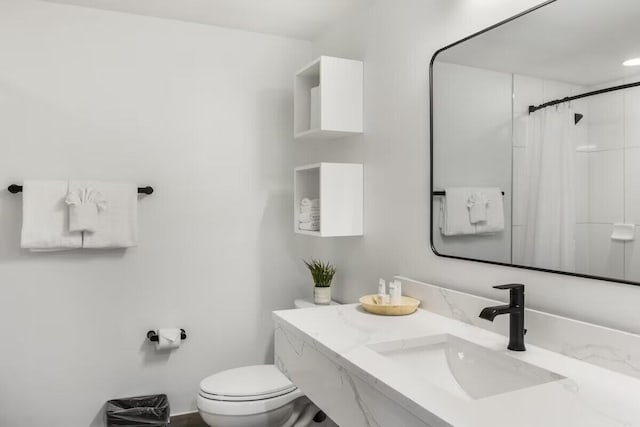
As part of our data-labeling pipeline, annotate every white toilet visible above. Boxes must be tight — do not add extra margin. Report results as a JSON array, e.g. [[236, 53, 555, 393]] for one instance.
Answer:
[[197, 299, 337, 427]]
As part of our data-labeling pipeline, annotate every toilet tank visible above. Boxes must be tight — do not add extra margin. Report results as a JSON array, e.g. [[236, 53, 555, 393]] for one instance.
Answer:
[[294, 299, 340, 309]]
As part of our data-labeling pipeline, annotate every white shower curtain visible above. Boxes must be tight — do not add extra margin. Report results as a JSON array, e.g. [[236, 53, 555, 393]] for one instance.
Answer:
[[522, 104, 576, 271]]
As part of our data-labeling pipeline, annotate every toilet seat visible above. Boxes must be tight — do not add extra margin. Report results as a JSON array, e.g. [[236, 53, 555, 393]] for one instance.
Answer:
[[197, 388, 304, 417], [199, 386, 297, 402], [198, 365, 304, 417]]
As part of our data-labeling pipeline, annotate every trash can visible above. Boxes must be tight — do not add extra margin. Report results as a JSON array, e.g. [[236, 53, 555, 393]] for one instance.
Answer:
[[106, 394, 170, 427]]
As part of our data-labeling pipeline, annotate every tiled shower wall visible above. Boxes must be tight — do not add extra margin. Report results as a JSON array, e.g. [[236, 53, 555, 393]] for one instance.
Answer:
[[512, 73, 640, 282], [579, 75, 640, 281]]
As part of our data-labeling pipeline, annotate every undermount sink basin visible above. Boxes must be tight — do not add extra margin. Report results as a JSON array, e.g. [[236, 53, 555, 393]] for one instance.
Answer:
[[368, 334, 564, 400]]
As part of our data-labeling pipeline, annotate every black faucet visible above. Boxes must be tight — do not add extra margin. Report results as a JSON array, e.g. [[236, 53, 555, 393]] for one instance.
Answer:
[[479, 284, 526, 351]]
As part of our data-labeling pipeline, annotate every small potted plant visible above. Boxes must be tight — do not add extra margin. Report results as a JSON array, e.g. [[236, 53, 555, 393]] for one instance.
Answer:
[[304, 259, 336, 305]]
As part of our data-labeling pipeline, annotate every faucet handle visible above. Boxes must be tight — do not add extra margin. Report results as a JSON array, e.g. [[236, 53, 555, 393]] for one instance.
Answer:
[[493, 283, 524, 292]]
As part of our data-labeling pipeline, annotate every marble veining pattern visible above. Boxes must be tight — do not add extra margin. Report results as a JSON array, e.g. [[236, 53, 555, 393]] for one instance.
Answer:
[[274, 281, 640, 426], [563, 343, 640, 373], [399, 276, 640, 380], [275, 320, 438, 427]]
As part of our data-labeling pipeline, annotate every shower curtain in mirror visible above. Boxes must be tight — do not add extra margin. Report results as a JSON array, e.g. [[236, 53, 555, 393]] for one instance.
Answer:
[[522, 104, 576, 271]]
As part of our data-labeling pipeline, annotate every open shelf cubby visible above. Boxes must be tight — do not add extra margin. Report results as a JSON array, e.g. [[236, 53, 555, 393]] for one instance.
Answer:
[[294, 163, 363, 237], [294, 56, 364, 140]]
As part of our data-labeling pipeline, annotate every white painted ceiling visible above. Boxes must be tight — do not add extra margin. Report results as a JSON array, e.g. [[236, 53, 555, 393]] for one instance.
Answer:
[[437, 0, 640, 86], [43, 0, 370, 40]]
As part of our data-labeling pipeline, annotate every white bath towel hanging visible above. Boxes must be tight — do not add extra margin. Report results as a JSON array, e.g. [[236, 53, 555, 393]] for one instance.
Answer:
[[440, 187, 504, 236], [20, 180, 82, 250], [439, 187, 477, 236], [76, 181, 138, 248], [474, 188, 505, 233]]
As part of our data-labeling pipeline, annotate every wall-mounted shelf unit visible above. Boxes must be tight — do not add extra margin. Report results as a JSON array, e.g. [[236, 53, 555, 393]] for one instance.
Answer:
[[294, 163, 363, 237], [294, 56, 364, 140]]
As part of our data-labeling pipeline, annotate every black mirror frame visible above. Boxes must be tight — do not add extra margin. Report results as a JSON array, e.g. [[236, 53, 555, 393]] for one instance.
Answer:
[[428, 0, 640, 287]]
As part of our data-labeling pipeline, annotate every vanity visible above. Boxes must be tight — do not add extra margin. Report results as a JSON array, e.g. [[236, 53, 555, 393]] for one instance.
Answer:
[[273, 278, 640, 427]]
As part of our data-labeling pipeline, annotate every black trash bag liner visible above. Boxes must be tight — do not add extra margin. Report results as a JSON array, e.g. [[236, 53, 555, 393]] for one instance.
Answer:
[[106, 394, 170, 427]]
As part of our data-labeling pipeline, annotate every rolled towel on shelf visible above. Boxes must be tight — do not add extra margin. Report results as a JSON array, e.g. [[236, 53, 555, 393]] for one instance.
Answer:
[[300, 206, 320, 214], [300, 198, 320, 208], [298, 212, 320, 222], [21, 180, 83, 251]]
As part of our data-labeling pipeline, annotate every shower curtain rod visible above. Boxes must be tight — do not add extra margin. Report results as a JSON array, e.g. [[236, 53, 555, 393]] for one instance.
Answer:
[[528, 80, 640, 114]]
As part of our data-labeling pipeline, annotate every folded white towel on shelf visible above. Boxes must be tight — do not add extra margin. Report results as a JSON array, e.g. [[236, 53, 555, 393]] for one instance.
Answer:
[[299, 212, 320, 222], [65, 186, 108, 232], [300, 206, 320, 214], [467, 192, 489, 224], [21, 180, 82, 251], [300, 198, 320, 208], [475, 188, 505, 233], [78, 181, 138, 248]]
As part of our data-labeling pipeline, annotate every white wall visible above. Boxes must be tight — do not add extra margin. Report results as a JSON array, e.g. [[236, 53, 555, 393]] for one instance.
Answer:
[[0, 1, 310, 426], [297, 0, 640, 336], [432, 62, 513, 264]]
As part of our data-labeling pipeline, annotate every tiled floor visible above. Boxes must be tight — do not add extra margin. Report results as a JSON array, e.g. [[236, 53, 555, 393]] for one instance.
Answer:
[[170, 412, 208, 427], [170, 411, 338, 426]]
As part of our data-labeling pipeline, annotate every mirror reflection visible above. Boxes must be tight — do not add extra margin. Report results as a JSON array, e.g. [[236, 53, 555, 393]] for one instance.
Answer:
[[431, 0, 640, 284]]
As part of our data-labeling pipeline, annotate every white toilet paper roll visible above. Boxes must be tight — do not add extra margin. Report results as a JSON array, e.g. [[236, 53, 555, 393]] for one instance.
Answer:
[[156, 328, 182, 350]]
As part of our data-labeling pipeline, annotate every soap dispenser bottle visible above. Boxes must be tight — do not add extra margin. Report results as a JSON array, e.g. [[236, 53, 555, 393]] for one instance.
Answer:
[[377, 279, 389, 304], [390, 280, 402, 305]]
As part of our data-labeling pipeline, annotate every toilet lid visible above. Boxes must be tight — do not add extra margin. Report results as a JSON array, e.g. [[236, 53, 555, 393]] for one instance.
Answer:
[[200, 365, 296, 399]]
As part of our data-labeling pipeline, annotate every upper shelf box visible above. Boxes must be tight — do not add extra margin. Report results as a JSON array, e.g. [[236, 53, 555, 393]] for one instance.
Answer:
[[294, 56, 364, 140]]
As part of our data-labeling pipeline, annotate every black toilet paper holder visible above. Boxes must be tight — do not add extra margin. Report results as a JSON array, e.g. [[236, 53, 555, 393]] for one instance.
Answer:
[[146, 329, 187, 343]]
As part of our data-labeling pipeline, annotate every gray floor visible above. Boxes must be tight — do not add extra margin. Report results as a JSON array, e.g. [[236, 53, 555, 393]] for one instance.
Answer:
[[170, 412, 208, 427], [170, 411, 338, 426]]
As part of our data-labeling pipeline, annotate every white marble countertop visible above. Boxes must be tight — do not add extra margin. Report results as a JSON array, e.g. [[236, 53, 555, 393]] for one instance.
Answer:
[[273, 304, 640, 427]]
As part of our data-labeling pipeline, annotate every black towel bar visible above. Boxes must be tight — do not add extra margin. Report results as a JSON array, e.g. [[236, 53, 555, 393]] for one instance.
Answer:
[[8, 184, 153, 195], [432, 190, 504, 196]]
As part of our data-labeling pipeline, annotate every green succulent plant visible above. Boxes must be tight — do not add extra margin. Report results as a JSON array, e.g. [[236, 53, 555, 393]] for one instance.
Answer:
[[303, 259, 336, 288]]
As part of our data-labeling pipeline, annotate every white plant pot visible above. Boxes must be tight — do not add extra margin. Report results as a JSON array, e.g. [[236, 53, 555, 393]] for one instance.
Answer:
[[314, 286, 332, 305]]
